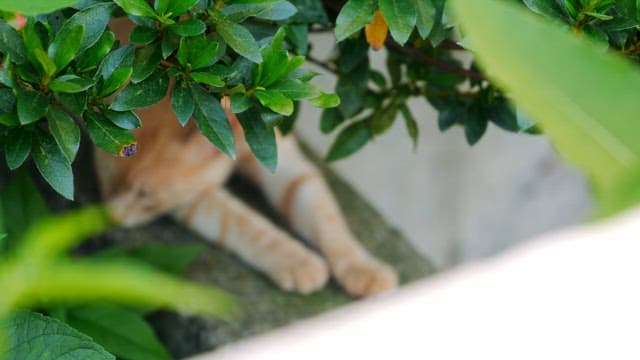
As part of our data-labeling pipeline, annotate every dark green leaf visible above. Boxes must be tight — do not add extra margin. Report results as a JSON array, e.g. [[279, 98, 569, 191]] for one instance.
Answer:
[[4, 127, 32, 170], [48, 107, 81, 162], [335, 0, 377, 41], [370, 103, 399, 134], [87, 112, 137, 157], [166, 0, 199, 16], [0, 170, 48, 245], [320, 107, 344, 134], [490, 99, 519, 132], [190, 83, 236, 157], [230, 93, 250, 113], [438, 107, 461, 132], [326, 120, 371, 161], [106, 110, 142, 129], [215, 16, 262, 63], [49, 24, 84, 71], [464, 110, 488, 146], [400, 105, 418, 148], [58, 92, 87, 114], [132, 43, 162, 83], [2, 311, 114, 360], [65, 304, 171, 360], [286, 24, 308, 55], [171, 79, 194, 125], [99, 67, 133, 97], [114, 0, 157, 17], [289, 0, 329, 23], [98, 45, 135, 80], [17, 88, 49, 125], [32, 129, 74, 200], [379, 0, 417, 45], [0, 20, 26, 64], [96, 243, 205, 274], [49, 74, 94, 93], [177, 35, 219, 70], [255, 89, 294, 115], [59, 3, 115, 53], [169, 19, 206, 36], [336, 63, 368, 116], [161, 31, 180, 58], [129, 26, 159, 45], [238, 107, 277, 172], [76, 31, 115, 71], [0, 88, 15, 114], [111, 71, 169, 111]]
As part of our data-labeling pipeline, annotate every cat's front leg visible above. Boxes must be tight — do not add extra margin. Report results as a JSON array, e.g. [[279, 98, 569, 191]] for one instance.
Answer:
[[237, 134, 398, 297], [173, 188, 329, 294]]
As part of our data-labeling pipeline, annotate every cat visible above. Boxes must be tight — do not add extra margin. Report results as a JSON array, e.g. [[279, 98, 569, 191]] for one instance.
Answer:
[[94, 19, 398, 297]]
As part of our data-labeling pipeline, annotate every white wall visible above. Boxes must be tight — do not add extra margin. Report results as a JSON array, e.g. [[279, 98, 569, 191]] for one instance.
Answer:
[[297, 33, 592, 268]]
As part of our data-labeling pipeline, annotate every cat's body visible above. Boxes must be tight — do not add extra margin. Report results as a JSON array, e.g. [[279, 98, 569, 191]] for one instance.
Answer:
[[95, 19, 398, 297]]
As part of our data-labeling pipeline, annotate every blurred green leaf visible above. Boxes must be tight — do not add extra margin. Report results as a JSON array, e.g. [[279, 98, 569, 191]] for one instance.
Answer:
[[32, 129, 74, 200], [414, 0, 435, 39], [48, 107, 80, 162], [95, 243, 205, 275], [451, 0, 640, 216], [379, 0, 417, 45], [326, 120, 371, 161], [320, 107, 344, 134], [309, 92, 340, 108], [0, 170, 48, 245], [0, 0, 78, 14], [370, 103, 399, 135], [238, 107, 278, 172], [1, 311, 114, 360], [335, 0, 376, 41], [400, 105, 418, 148]]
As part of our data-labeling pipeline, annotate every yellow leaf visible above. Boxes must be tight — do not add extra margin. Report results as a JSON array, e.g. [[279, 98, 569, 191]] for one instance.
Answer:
[[365, 10, 388, 51]]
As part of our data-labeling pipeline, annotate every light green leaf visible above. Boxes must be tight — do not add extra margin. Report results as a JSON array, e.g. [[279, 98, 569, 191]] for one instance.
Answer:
[[334, 0, 376, 41], [379, 0, 417, 45], [111, 71, 169, 111], [48, 107, 80, 162], [190, 83, 236, 157], [215, 16, 262, 63], [1, 311, 114, 360], [0, 0, 78, 14], [238, 108, 278, 172], [49, 25, 84, 71], [114, 0, 157, 17], [309, 92, 340, 108], [86, 112, 137, 157], [221, 1, 297, 22], [255, 90, 293, 115], [270, 79, 321, 100], [65, 304, 171, 360], [49, 74, 94, 93], [166, 0, 199, 16], [326, 120, 371, 161], [190, 72, 225, 87], [32, 129, 74, 200], [450, 0, 640, 216]]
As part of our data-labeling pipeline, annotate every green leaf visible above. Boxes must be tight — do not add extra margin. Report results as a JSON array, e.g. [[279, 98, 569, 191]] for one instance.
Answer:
[[215, 16, 262, 63], [132, 43, 162, 83], [95, 243, 205, 275], [64, 304, 171, 360], [309, 92, 340, 108], [76, 31, 116, 71], [414, 0, 435, 39], [86, 112, 137, 157], [320, 107, 344, 134], [326, 120, 371, 161], [0, 0, 78, 14], [0, 20, 26, 64], [49, 25, 84, 71], [48, 107, 81, 162], [169, 19, 206, 36], [59, 3, 115, 53], [334, 0, 377, 41], [49, 74, 94, 93], [190, 72, 225, 87], [0, 170, 48, 245], [450, 0, 640, 216], [271, 79, 321, 100], [400, 105, 418, 148], [32, 129, 74, 200], [221, 1, 298, 22], [114, 0, 157, 17], [379, 0, 417, 45], [33, 49, 57, 78], [129, 26, 159, 45], [4, 128, 32, 170], [522, 0, 565, 19], [106, 110, 142, 130], [98, 45, 135, 80], [464, 109, 488, 146], [237, 108, 278, 172], [17, 88, 48, 125], [166, 0, 199, 16], [177, 35, 219, 70], [171, 79, 194, 125], [255, 89, 294, 115], [58, 92, 87, 115], [111, 71, 169, 111], [370, 103, 399, 135], [256, 28, 289, 87], [155, 0, 171, 14], [2, 311, 114, 360], [190, 83, 236, 157], [230, 93, 250, 113], [99, 67, 134, 98]]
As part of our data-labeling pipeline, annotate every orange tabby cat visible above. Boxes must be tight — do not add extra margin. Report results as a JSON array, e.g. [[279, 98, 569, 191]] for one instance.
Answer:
[[94, 19, 398, 297]]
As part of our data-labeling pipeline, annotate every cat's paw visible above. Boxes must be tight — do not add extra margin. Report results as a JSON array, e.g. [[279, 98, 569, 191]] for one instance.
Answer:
[[333, 257, 398, 297], [269, 250, 329, 294]]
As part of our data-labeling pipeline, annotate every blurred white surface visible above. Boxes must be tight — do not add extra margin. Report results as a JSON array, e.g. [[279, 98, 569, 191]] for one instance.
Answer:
[[189, 206, 640, 360], [296, 33, 592, 267]]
